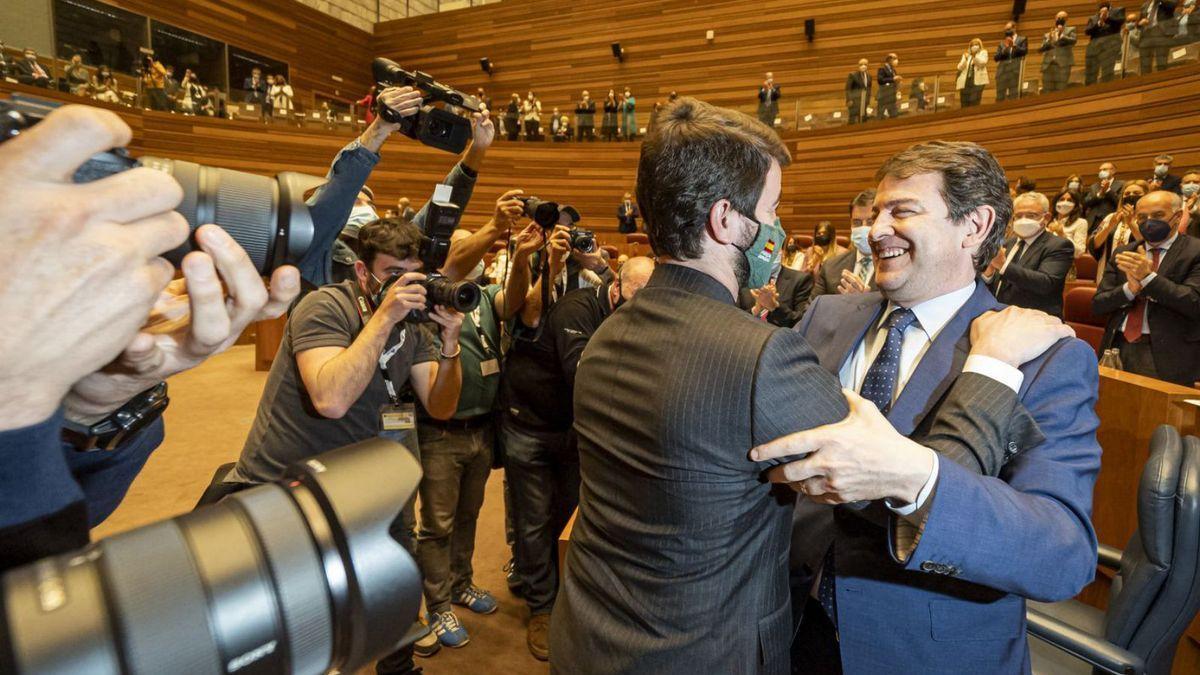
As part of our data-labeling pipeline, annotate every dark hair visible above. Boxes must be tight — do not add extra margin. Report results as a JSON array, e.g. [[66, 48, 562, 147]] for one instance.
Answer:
[[850, 188, 876, 214], [635, 97, 791, 260], [875, 141, 1011, 273], [1016, 175, 1037, 194], [1050, 188, 1083, 222], [357, 218, 423, 269]]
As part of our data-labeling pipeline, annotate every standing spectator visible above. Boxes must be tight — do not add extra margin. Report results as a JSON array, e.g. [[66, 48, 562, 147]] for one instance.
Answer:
[[1137, 0, 1178, 73], [90, 65, 120, 104], [163, 66, 181, 111], [575, 90, 596, 141], [475, 87, 492, 113], [397, 196, 417, 223], [269, 74, 294, 113], [1049, 188, 1091, 255], [877, 53, 901, 119], [620, 87, 637, 140], [505, 93, 521, 141], [909, 76, 929, 110], [1179, 0, 1199, 43], [1084, 161, 1125, 228], [1148, 153, 1183, 194], [1040, 11, 1078, 92], [140, 54, 168, 111], [845, 58, 872, 123], [180, 70, 212, 116], [995, 22, 1029, 101], [550, 107, 570, 141], [1062, 173, 1084, 193], [0, 41, 9, 78], [356, 85, 377, 125], [16, 48, 50, 88], [1085, 2, 1127, 84], [757, 71, 781, 127], [601, 90, 619, 141], [1090, 179, 1149, 277], [522, 91, 541, 141], [616, 191, 639, 233], [956, 38, 990, 107], [1182, 170, 1200, 235], [983, 192, 1076, 317], [244, 67, 269, 108], [65, 55, 90, 96]]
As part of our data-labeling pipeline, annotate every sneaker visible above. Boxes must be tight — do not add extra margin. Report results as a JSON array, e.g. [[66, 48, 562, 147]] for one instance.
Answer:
[[452, 585, 498, 615], [430, 610, 470, 648], [527, 613, 551, 661], [412, 620, 440, 658], [504, 558, 525, 597]]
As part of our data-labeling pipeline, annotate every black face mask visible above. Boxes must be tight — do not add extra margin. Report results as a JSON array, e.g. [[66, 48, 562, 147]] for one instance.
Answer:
[[814, 232, 834, 246], [1056, 17, 1067, 26], [1005, 29, 1016, 37], [1122, 195, 1142, 207]]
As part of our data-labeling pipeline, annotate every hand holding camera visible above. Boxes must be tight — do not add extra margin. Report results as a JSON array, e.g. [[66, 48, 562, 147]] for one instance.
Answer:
[[547, 225, 573, 277], [427, 305, 465, 354], [494, 188, 526, 229], [511, 222, 544, 263], [377, 272, 429, 325]]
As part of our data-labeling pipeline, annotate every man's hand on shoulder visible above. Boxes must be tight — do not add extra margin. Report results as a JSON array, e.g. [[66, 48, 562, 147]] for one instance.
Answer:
[[969, 307, 1075, 368]]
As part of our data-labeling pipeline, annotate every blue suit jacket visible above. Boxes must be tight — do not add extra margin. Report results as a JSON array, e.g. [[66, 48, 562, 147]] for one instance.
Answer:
[[792, 281, 1101, 674]]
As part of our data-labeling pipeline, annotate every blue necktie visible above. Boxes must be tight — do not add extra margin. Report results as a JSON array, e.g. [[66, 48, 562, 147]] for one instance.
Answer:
[[859, 307, 919, 414]]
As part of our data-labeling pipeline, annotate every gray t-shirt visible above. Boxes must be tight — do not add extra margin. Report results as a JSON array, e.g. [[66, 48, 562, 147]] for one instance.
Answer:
[[231, 280, 438, 483]]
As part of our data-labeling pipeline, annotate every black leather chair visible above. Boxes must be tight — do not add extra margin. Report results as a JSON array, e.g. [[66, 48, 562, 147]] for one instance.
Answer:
[[1026, 425, 1200, 674]]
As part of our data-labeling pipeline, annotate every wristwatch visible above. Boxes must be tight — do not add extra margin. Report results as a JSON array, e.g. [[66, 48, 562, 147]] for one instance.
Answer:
[[62, 382, 170, 452]]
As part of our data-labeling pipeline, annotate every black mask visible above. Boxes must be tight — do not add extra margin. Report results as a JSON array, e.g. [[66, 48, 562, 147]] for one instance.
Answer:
[[1005, 29, 1016, 36], [1122, 194, 1142, 207], [1056, 17, 1067, 26], [814, 232, 834, 246]]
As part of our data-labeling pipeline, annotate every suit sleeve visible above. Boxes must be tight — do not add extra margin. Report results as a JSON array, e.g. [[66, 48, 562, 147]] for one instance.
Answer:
[[896, 339, 1101, 602], [751, 329, 850, 461], [1015, 36, 1029, 58], [412, 161, 478, 232], [812, 264, 830, 296], [1062, 27, 1078, 47], [1141, 247, 1200, 318], [1092, 247, 1135, 316], [998, 238, 1075, 295], [768, 273, 814, 328]]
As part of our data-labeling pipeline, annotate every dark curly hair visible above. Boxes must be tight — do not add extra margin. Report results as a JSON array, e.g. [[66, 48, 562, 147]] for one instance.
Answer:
[[357, 217, 423, 268]]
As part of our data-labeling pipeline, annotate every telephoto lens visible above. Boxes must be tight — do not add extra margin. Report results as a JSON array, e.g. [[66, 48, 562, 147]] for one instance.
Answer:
[[425, 275, 481, 313], [1, 438, 423, 675], [519, 196, 562, 229]]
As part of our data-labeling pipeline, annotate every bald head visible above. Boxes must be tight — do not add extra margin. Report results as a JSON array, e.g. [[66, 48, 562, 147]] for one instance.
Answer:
[[615, 256, 656, 302], [1135, 190, 1184, 243]]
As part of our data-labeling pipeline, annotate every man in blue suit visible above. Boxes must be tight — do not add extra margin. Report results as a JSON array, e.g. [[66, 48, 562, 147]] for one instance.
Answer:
[[756, 141, 1102, 674]]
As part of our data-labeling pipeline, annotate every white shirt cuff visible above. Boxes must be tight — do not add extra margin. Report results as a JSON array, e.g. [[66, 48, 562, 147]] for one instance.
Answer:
[[1123, 282, 1136, 301], [1140, 271, 1158, 287], [962, 354, 1025, 393], [887, 448, 939, 517]]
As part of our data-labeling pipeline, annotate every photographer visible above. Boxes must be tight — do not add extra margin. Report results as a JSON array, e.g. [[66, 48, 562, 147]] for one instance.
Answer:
[[500, 256, 654, 660], [0, 104, 298, 570]]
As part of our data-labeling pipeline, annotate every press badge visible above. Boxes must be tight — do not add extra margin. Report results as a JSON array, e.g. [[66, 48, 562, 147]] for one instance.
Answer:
[[380, 403, 416, 431], [480, 359, 500, 377]]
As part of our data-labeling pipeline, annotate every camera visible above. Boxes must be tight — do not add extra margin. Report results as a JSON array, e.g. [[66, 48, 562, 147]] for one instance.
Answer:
[[372, 58, 481, 155], [0, 95, 320, 275], [519, 196, 596, 253], [375, 201, 481, 322], [1, 438, 424, 675]]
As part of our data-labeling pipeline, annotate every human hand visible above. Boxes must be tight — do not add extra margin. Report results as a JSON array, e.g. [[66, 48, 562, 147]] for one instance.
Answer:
[[837, 269, 870, 294], [493, 188, 525, 229], [547, 225, 571, 276], [65, 225, 300, 423], [1116, 250, 1152, 282], [375, 86, 422, 127], [0, 105, 187, 430], [986, 245, 1007, 276], [511, 223, 544, 262], [471, 110, 495, 149], [752, 389, 934, 504], [427, 305, 464, 351], [753, 283, 780, 311], [377, 272, 428, 325], [969, 307, 1075, 367]]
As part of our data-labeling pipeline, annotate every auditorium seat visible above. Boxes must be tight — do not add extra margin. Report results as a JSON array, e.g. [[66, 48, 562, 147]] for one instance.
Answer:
[[836, 236, 849, 247], [1074, 255, 1098, 282], [792, 235, 814, 247], [1063, 286, 1105, 355], [625, 233, 649, 245], [601, 245, 619, 259]]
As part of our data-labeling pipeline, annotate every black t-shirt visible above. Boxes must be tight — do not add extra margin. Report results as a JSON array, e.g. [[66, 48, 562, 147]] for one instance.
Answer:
[[501, 286, 612, 432]]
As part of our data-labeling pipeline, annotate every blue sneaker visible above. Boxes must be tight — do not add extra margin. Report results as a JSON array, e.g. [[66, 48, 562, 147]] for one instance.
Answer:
[[430, 610, 469, 648], [453, 585, 499, 615]]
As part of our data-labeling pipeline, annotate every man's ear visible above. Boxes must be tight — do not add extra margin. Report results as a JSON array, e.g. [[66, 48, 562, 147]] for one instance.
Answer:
[[961, 205, 997, 252], [707, 199, 739, 246], [354, 259, 370, 288]]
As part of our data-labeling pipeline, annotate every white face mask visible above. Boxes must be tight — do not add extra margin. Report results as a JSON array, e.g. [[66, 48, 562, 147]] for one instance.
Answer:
[[1012, 217, 1044, 239], [1068, 180, 1081, 191], [1055, 201, 1075, 215], [1098, 169, 1111, 180], [346, 204, 378, 229], [849, 225, 872, 255], [1154, 164, 1169, 177], [970, 45, 980, 53], [1182, 182, 1200, 197]]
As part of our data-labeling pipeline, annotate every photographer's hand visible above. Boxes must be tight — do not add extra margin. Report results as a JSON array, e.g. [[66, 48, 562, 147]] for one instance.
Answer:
[[428, 305, 465, 353], [359, 86, 422, 153], [0, 105, 187, 431], [376, 272, 428, 326], [63, 226, 300, 423], [548, 225, 572, 278], [463, 110, 495, 172]]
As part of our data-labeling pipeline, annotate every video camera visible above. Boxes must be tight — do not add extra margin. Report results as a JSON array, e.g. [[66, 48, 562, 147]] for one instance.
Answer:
[[376, 201, 481, 323], [0, 96, 320, 275], [2, 438, 424, 675], [373, 58, 482, 155], [519, 196, 596, 253]]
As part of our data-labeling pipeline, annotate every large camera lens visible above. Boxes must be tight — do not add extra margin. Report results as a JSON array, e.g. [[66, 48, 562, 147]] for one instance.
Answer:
[[1, 439, 423, 675], [426, 276, 481, 313], [520, 197, 561, 229]]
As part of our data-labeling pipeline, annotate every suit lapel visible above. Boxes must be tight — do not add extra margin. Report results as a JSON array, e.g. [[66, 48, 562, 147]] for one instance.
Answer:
[[813, 294, 885, 373], [1155, 235, 1186, 278]]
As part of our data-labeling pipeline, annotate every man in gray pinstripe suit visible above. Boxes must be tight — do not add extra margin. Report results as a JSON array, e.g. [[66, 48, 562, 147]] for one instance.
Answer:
[[549, 100, 1072, 673]]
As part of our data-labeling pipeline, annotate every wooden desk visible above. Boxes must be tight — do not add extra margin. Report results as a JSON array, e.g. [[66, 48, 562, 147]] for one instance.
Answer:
[[254, 315, 287, 371]]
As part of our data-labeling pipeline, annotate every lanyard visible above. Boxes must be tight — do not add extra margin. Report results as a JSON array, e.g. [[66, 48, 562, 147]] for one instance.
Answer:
[[352, 280, 411, 406]]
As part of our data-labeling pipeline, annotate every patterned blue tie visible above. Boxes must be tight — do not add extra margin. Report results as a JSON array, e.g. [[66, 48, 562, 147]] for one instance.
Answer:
[[859, 307, 919, 414]]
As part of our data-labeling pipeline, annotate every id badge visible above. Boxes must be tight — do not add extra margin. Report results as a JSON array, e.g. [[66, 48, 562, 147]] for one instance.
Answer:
[[380, 403, 416, 431], [480, 358, 500, 377]]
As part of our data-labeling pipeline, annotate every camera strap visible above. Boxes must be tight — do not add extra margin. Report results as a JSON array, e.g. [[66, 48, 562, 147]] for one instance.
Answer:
[[351, 279, 412, 406]]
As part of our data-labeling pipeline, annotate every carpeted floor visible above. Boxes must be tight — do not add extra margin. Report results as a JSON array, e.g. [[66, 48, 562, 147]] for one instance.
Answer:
[[93, 345, 550, 675]]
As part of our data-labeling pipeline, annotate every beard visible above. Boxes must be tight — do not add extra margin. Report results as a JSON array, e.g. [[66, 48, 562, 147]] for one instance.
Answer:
[[730, 217, 758, 288]]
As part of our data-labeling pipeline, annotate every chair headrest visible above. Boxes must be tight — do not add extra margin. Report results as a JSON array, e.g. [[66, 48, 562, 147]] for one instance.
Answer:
[[1138, 425, 1185, 566]]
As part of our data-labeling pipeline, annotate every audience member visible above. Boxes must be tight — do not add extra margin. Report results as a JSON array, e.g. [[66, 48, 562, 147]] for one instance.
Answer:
[[620, 87, 637, 140], [956, 38, 989, 107], [65, 54, 90, 96], [740, 262, 814, 328], [505, 93, 521, 141], [244, 67, 269, 108], [550, 107, 566, 140], [877, 53, 901, 119], [269, 74, 294, 113], [1084, 161, 1125, 228], [1090, 179, 1149, 277], [575, 90, 596, 141], [1085, 1, 1127, 84], [140, 54, 169, 111], [757, 71, 781, 127], [163, 66, 181, 111], [617, 191, 639, 233], [475, 87, 492, 113], [984, 191, 1076, 316], [601, 90, 619, 141], [1048, 187, 1091, 256], [1183, 170, 1200, 235], [357, 85, 378, 125], [1016, 175, 1038, 195], [180, 70, 212, 116], [814, 191, 876, 296], [1040, 11, 1078, 92], [397, 196, 417, 223], [782, 236, 807, 271], [523, 91, 542, 140], [995, 22, 1029, 101], [1063, 173, 1084, 194], [1093, 190, 1200, 385], [1137, 0, 1178, 73], [1148, 152, 1182, 193], [1180, 0, 1199, 41], [909, 76, 929, 110], [845, 58, 872, 124], [16, 48, 50, 88], [90, 65, 120, 104]]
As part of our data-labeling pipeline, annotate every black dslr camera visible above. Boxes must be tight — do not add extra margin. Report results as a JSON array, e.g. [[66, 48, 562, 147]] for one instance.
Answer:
[[376, 201, 480, 323], [373, 58, 481, 154], [519, 196, 596, 253]]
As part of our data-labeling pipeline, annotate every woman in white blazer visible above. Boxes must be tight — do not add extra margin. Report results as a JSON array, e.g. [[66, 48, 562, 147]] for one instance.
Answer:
[[956, 38, 989, 108]]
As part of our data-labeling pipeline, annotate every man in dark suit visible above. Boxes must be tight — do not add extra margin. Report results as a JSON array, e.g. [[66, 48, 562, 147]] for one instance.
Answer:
[[616, 191, 639, 233], [243, 67, 268, 106], [1083, 160, 1125, 229], [814, 189, 878, 296], [550, 101, 1070, 674], [15, 48, 50, 88], [1085, 2, 1126, 84], [1149, 153, 1183, 194], [995, 21, 1029, 101], [1093, 190, 1200, 386], [739, 265, 814, 328], [876, 54, 900, 119], [1138, 0, 1178, 73], [984, 191, 1076, 317], [757, 72, 781, 127], [1039, 11, 1078, 92], [844, 59, 872, 123], [759, 141, 1101, 674]]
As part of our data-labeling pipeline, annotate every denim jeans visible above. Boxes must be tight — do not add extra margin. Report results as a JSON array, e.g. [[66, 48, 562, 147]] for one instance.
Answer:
[[500, 416, 580, 615], [415, 422, 493, 613]]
